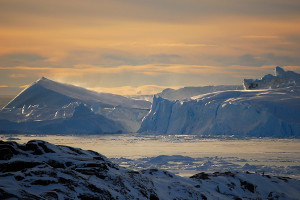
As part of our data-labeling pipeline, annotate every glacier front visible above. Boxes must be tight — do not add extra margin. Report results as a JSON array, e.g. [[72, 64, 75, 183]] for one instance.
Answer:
[[139, 86, 300, 137]]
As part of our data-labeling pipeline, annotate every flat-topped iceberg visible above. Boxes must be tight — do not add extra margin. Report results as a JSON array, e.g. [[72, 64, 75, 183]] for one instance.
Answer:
[[139, 87, 300, 137], [139, 67, 300, 137]]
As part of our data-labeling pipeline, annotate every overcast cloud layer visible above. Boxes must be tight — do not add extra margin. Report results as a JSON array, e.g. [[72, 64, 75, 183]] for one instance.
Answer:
[[1, 0, 300, 95]]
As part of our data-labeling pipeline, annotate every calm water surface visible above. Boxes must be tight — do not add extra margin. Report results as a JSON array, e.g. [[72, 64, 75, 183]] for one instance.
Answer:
[[2, 134, 300, 167]]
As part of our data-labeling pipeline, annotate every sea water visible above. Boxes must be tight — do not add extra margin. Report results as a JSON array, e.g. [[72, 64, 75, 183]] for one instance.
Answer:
[[2, 134, 300, 178]]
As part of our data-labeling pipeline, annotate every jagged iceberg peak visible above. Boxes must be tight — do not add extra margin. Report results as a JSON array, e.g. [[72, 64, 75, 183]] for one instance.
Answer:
[[34, 76, 52, 85], [16, 76, 68, 95], [34, 76, 74, 90], [243, 66, 300, 90], [275, 66, 285, 76], [37, 76, 48, 81]]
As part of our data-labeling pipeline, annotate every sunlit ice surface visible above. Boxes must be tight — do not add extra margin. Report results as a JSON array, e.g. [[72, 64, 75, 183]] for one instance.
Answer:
[[2, 134, 300, 179]]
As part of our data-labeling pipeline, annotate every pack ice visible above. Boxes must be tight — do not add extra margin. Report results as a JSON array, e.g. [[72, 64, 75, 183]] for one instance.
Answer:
[[139, 67, 300, 137]]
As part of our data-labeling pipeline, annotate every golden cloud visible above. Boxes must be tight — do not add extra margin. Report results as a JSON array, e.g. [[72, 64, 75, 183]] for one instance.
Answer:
[[19, 84, 29, 88], [150, 43, 216, 47], [0, 64, 226, 78], [241, 35, 280, 39], [282, 66, 300, 71], [9, 74, 27, 78], [88, 85, 176, 96]]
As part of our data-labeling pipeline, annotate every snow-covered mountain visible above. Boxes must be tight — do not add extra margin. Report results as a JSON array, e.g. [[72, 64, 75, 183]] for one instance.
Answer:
[[244, 66, 300, 90], [157, 85, 243, 101], [0, 77, 151, 133], [1, 140, 299, 199]]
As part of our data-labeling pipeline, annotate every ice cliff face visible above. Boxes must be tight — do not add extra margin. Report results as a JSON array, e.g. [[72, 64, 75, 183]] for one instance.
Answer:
[[243, 66, 300, 90], [1, 140, 300, 199], [1, 67, 300, 136], [140, 67, 300, 137], [139, 86, 300, 137], [0, 77, 151, 133]]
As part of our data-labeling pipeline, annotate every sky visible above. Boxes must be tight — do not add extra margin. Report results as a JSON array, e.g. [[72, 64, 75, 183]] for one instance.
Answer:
[[1, 0, 300, 96]]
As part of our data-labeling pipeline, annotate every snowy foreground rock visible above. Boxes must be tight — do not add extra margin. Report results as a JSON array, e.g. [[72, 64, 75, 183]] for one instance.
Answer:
[[139, 86, 300, 137], [0, 77, 151, 133], [1, 140, 300, 200]]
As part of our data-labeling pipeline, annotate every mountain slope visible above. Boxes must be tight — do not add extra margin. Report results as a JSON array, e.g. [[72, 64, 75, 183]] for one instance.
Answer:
[[1, 140, 299, 199], [139, 86, 300, 137]]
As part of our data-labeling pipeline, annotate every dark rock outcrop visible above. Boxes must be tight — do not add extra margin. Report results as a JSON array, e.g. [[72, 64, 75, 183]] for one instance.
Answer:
[[0, 140, 299, 199]]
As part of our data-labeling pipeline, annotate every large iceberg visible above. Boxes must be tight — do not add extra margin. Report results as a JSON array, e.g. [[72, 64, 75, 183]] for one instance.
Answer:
[[243, 66, 300, 90], [0, 77, 151, 134], [139, 67, 300, 137], [0, 104, 124, 134], [139, 87, 300, 137]]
